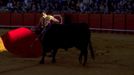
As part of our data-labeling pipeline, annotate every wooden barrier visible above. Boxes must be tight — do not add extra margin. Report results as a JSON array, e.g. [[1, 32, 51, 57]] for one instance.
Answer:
[[35, 13, 41, 26], [101, 14, 113, 29], [11, 13, 23, 26], [0, 13, 11, 25], [68, 13, 79, 23], [78, 13, 89, 24], [113, 14, 125, 30], [89, 14, 101, 28], [126, 14, 134, 30], [23, 13, 35, 26], [0, 13, 134, 32]]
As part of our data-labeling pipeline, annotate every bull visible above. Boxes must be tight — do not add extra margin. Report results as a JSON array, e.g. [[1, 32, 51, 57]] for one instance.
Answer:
[[39, 23, 95, 66]]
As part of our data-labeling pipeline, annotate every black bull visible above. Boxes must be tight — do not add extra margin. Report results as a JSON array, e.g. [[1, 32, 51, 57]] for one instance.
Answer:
[[37, 23, 95, 66]]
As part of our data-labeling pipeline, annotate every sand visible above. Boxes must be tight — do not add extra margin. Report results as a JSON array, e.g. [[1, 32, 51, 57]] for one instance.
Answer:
[[0, 31, 134, 75]]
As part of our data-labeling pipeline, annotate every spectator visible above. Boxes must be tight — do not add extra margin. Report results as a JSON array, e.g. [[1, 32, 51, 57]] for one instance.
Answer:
[[0, 0, 134, 13], [132, 1, 134, 13], [79, 1, 86, 13], [30, 1, 37, 12], [6, 0, 14, 12], [0, 0, 3, 7]]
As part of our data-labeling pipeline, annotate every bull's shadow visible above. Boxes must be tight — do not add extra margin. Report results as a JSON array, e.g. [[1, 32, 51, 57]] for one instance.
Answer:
[[39, 23, 95, 66]]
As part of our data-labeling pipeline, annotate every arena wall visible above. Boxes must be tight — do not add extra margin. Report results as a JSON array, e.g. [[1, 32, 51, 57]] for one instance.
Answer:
[[0, 13, 134, 32]]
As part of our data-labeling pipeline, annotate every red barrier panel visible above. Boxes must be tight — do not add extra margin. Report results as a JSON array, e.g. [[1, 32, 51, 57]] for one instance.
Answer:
[[23, 13, 35, 26], [66, 13, 79, 23], [35, 13, 41, 26], [78, 14, 89, 24], [11, 13, 23, 26], [126, 14, 134, 30], [89, 14, 101, 28], [0, 13, 11, 25], [113, 14, 125, 30], [101, 14, 113, 29], [1, 13, 134, 31]]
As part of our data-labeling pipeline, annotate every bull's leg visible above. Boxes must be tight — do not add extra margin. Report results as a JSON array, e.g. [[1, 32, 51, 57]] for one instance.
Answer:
[[89, 42, 95, 60], [83, 49, 88, 66], [79, 52, 82, 64], [39, 50, 46, 64], [78, 45, 88, 66], [51, 48, 58, 63]]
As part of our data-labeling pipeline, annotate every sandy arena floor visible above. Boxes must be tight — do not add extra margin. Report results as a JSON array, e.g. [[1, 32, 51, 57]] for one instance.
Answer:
[[0, 29, 134, 75]]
